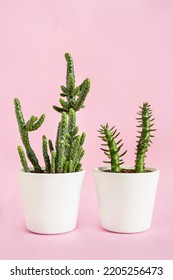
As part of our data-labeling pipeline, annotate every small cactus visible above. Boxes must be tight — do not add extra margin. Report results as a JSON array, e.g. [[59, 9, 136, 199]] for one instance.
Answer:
[[98, 124, 127, 172], [99, 103, 155, 173]]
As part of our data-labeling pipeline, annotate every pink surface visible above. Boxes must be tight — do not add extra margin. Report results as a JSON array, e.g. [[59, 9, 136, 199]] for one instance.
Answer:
[[0, 0, 173, 259]]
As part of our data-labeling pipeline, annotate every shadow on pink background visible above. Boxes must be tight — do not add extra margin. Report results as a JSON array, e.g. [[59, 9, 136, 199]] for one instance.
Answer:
[[0, 0, 173, 259]]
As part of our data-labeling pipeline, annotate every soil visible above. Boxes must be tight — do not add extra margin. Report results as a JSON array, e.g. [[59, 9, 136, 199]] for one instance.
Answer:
[[104, 169, 152, 173]]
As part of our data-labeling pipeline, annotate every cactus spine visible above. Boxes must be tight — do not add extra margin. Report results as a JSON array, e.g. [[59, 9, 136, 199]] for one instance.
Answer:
[[98, 124, 127, 172], [14, 98, 45, 173], [135, 102, 155, 173]]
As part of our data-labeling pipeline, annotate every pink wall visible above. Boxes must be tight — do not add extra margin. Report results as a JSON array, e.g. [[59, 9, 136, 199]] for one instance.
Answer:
[[0, 0, 173, 259]]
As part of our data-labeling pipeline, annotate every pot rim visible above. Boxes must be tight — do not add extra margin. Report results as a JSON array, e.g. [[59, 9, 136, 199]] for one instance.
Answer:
[[94, 166, 159, 175], [18, 168, 85, 176]]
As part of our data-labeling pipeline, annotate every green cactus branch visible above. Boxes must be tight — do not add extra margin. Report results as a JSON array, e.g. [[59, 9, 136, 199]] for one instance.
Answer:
[[75, 163, 82, 172], [42, 135, 51, 173], [65, 52, 75, 91], [53, 105, 67, 113], [56, 112, 68, 173], [68, 108, 79, 150], [14, 98, 44, 173], [25, 116, 38, 131], [54, 109, 85, 173], [25, 115, 45, 132], [53, 53, 90, 113], [135, 102, 156, 173], [98, 123, 127, 173], [51, 150, 56, 173], [48, 139, 54, 153], [29, 115, 45, 131], [70, 135, 81, 166], [17, 146, 30, 172], [73, 79, 90, 111]]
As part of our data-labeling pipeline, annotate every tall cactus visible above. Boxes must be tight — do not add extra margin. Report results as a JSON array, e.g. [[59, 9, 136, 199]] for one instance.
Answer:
[[14, 98, 45, 173], [98, 124, 127, 172], [135, 102, 156, 173], [53, 53, 90, 113], [15, 53, 89, 173]]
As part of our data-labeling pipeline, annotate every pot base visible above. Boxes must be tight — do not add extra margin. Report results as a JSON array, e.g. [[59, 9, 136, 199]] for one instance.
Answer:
[[102, 227, 151, 234], [101, 224, 151, 234], [26, 225, 77, 235]]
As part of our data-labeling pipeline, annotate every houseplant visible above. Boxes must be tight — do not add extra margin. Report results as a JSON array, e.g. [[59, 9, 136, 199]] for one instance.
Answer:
[[14, 53, 90, 234], [94, 102, 160, 233]]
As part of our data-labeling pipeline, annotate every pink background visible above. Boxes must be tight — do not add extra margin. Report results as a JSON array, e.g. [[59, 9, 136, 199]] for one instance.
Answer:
[[0, 0, 173, 259]]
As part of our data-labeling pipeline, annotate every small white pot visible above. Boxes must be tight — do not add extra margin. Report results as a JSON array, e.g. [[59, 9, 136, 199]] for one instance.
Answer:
[[18, 169, 85, 234], [94, 166, 160, 233]]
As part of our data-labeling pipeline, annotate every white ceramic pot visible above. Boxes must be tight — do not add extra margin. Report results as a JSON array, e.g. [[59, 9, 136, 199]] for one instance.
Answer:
[[94, 166, 159, 233], [18, 170, 85, 234]]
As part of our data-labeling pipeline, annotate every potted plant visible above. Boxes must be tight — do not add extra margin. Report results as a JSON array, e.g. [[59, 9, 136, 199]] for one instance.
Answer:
[[94, 102, 159, 233], [14, 53, 90, 234]]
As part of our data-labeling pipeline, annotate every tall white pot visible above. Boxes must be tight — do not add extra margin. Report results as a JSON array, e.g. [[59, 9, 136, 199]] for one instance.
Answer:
[[94, 167, 159, 233], [18, 170, 85, 234]]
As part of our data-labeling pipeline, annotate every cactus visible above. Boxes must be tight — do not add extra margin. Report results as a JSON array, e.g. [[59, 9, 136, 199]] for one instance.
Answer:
[[14, 98, 45, 173], [98, 124, 127, 172], [99, 103, 155, 173], [135, 102, 156, 173], [53, 53, 90, 113], [15, 53, 89, 173]]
